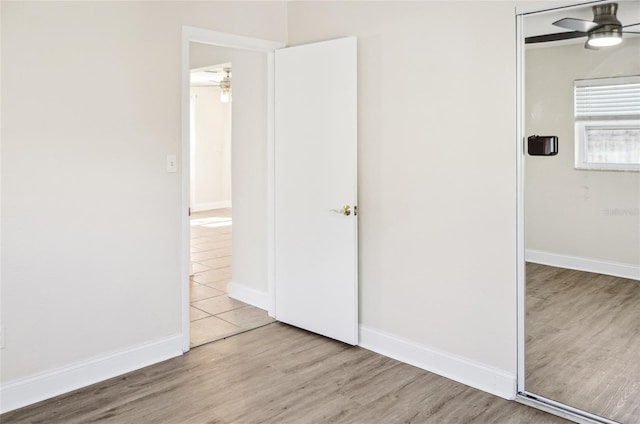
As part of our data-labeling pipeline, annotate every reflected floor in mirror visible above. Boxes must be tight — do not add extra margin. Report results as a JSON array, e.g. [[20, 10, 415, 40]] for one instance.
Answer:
[[525, 263, 640, 423]]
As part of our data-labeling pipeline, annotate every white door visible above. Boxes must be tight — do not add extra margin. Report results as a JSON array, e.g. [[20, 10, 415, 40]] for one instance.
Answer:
[[275, 37, 358, 345]]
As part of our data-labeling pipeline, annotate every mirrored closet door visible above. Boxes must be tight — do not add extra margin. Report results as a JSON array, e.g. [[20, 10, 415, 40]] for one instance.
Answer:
[[519, 2, 640, 423]]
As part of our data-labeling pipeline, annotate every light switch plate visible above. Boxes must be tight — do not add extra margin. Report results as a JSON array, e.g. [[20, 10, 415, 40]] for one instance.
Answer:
[[166, 155, 177, 173]]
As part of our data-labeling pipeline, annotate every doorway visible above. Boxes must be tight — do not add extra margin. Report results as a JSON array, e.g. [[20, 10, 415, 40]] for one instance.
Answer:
[[188, 63, 274, 347], [517, 2, 640, 423], [181, 30, 285, 351], [181, 28, 359, 352]]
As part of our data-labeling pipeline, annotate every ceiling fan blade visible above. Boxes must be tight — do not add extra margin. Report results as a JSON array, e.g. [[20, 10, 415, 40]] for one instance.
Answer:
[[553, 17, 599, 32], [525, 31, 586, 44], [623, 22, 640, 28], [622, 31, 640, 34]]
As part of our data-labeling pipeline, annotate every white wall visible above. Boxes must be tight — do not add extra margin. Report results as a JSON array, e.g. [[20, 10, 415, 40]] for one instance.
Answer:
[[288, 1, 518, 383], [0, 0, 285, 409], [525, 39, 640, 268], [2, 0, 523, 411], [190, 85, 232, 211]]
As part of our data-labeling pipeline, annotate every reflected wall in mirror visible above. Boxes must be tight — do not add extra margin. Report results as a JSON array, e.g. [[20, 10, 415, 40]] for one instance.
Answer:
[[523, 2, 640, 423]]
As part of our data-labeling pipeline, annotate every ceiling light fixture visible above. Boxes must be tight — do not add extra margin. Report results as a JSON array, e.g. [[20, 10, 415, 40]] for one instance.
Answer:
[[586, 3, 623, 48], [587, 29, 622, 47], [220, 68, 231, 103]]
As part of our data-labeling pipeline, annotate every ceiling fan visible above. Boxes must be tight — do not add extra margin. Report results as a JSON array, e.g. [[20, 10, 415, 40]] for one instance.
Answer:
[[203, 68, 231, 86], [202, 68, 232, 102], [525, 3, 640, 49]]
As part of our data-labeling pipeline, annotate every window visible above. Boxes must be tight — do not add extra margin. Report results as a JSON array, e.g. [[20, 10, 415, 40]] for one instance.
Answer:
[[574, 76, 640, 171]]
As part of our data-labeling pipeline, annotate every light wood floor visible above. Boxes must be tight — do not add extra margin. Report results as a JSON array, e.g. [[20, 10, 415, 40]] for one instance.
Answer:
[[526, 263, 640, 424], [2, 323, 567, 424]]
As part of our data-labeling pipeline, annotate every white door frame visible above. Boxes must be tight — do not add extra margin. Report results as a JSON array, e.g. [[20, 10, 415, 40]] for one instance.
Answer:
[[181, 26, 285, 352]]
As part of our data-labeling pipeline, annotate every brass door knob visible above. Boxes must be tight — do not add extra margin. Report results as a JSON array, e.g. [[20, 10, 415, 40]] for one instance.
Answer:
[[330, 205, 352, 216]]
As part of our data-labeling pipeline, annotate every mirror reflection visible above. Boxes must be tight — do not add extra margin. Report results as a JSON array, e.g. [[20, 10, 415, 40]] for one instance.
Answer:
[[523, 2, 640, 423]]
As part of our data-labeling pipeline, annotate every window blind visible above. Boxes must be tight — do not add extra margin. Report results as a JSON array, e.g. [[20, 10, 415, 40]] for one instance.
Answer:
[[575, 75, 640, 120]]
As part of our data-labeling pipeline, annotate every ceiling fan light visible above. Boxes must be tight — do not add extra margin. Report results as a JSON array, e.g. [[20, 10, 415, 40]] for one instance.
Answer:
[[219, 67, 232, 103], [587, 31, 622, 47]]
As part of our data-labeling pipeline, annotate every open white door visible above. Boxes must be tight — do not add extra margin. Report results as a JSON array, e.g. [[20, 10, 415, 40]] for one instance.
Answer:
[[274, 37, 358, 345]]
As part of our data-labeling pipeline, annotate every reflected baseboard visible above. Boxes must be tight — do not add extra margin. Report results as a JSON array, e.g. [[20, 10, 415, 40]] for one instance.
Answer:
[[525, 249, 640, 281]]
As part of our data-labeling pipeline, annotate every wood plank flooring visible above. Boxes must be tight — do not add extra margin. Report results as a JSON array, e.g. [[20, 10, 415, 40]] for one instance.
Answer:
[[526, 263, 640, 424], [2, 323, 567, 424]]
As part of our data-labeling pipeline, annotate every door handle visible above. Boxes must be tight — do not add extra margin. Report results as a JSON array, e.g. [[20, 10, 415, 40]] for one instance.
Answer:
[[330, 205, 352, 216]]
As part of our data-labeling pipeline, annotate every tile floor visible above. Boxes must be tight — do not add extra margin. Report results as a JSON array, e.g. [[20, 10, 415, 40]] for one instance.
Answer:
[[190, 208, 274, 347]]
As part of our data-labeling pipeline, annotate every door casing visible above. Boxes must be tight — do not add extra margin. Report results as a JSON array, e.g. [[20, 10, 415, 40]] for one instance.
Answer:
[[181, 26, 285, 352]]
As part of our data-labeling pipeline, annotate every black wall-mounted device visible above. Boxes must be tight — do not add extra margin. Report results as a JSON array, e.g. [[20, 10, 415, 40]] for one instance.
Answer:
[[528, 135, 558, 156]]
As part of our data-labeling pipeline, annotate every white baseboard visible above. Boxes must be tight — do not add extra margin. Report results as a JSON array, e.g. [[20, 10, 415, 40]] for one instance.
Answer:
[[0, 334, 183, 414], [191, 201, 231, 212], [358, 325, 516, 400], [227, 281, 269, 310], [526, 249, 640, 281]]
